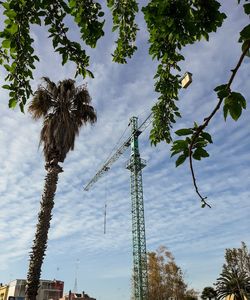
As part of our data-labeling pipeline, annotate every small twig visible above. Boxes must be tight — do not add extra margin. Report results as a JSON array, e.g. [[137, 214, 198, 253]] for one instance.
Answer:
[[188, 41, 250, 206]]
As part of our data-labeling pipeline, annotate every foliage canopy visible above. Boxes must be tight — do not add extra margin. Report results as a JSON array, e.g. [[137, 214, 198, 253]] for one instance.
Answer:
[[201, 286, 217, 300], [147, 245, 198, 300], [1, 0, 250, 204], [215, 243, 250, 300]]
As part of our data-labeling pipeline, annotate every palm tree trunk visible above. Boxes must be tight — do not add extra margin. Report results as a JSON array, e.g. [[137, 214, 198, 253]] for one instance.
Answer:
[[25, 166, 61, 300]]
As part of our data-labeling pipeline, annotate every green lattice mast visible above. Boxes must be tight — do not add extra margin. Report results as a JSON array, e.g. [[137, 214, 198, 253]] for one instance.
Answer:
[[84, 116, 149, 300], [126, 116, 148, 300]]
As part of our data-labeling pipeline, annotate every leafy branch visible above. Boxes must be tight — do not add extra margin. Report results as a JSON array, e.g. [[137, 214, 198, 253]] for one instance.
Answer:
[[188, 40, 250, 207], [69, 0, 105, 48], [142, 0, 226, 146], [43, 0, 93, 78], [0, 0, 39, 111], [0, 0, 104, 109], [171, 4, 250, 207], [107, 0, 139, 63]]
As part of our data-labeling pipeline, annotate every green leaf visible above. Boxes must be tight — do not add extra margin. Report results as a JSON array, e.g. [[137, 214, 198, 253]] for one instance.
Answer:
[[9, 98, 17, 109], [224, 92, 246, 121], [112, 25, 119, 32], [19, 102, 24, 113], [201, 202, 206, 208], [217, 89, 230, 99], [86, 69, 94, 78], [200, 132, 213, 144], [214, 84, 228, 92], [2, 84, 11, 90], [4, 64, 11, 71], [214, 83, 230, 99], [5, 9, 16, 19], [223, 104, 229, 121], [231, 92, 247, 109], [171, 139, 188, 151], [175, 128, 193, 136], [171, 148, 184, 157], [8, 23, 18, 34], [242, 41, 250, 57], [175, 154, 187, 167], [62, 51, 68, 65], [198, 148, 209, 158], [240, 24, 250, 41], [2, 39, 11, 48], [174, 111, 181, 118], [229, 102, 242, 121], [193, 148, 209, 160], [243, 3, 250, 15]]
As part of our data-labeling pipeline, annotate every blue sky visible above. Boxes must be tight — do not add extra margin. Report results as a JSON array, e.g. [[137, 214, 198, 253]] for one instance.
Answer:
[[0, 1, 249, 300]]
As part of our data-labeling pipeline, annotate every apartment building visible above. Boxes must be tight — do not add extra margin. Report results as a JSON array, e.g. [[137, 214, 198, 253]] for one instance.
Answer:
[[7, 279, 64, 300], [0, 283, 9, 300]]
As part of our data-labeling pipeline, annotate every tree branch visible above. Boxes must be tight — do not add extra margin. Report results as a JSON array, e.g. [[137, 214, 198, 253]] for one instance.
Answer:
[[188, 41, 250, 207]]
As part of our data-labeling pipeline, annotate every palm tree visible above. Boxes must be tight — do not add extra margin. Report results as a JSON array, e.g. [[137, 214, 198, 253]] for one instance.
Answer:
[[215, 268, 250, 300], [26, 78, 96, 300], [201, 286, 217, 300]]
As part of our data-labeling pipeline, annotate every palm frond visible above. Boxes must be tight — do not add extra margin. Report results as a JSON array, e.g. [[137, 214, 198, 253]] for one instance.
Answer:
[[32, 78, 96, 163], [74, 104, 97, 126], [216, 268, 250, 300], [28, 88, 53, 119], [58, 79, 76, 103], [72, 85, 97, 126], [74, 85, 92, 104]]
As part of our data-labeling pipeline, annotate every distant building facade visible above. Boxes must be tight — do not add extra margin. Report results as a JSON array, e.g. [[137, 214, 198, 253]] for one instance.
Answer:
[[0, 283, 9, 300], [225, 295, 247, 300], [60, 291, 96, 300], [6, 279, 64, 300]]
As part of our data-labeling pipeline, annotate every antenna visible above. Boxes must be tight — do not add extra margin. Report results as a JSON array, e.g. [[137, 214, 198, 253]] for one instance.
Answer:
[[104, 203, 107, 234], [73, 259, 80, 293]]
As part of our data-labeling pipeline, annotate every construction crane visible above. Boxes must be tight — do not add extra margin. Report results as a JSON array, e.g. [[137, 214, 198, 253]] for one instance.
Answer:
[[84, 72, 192, 300], [84, 114, 151, 300]]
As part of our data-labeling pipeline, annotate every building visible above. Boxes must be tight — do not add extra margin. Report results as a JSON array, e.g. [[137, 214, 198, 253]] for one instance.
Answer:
[[60, 291, 96, 300], [225, 295, 248, 300], [0, 283, 9, 300], [6, 279, 64, 300]]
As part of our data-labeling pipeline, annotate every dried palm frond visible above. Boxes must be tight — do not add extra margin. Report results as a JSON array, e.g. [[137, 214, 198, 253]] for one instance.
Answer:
[[28, 89, 53, 119], [30, 78, 97, 163]]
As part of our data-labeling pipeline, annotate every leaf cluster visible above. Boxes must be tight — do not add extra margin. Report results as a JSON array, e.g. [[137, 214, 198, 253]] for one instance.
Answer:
[[215, 243, 250, 300], [107, 0, 139, 63], [69, 0, 105, 48], [142, 0, 226, 145], [1, 0, 40, 111], [171, 125, 212, 167], [201, 286, 217, 300], [0, 0, 104, 109], [147, 246, 189, 300], [163, 0, 250, 203]]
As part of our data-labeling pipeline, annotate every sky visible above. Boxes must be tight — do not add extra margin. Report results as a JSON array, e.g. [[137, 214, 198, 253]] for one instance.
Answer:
[[0, 1, 249, 300]]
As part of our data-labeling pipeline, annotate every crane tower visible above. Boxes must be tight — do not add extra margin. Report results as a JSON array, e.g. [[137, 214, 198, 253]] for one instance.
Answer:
[[126, 116, 148, 300], [84, 115, 151, 300]]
